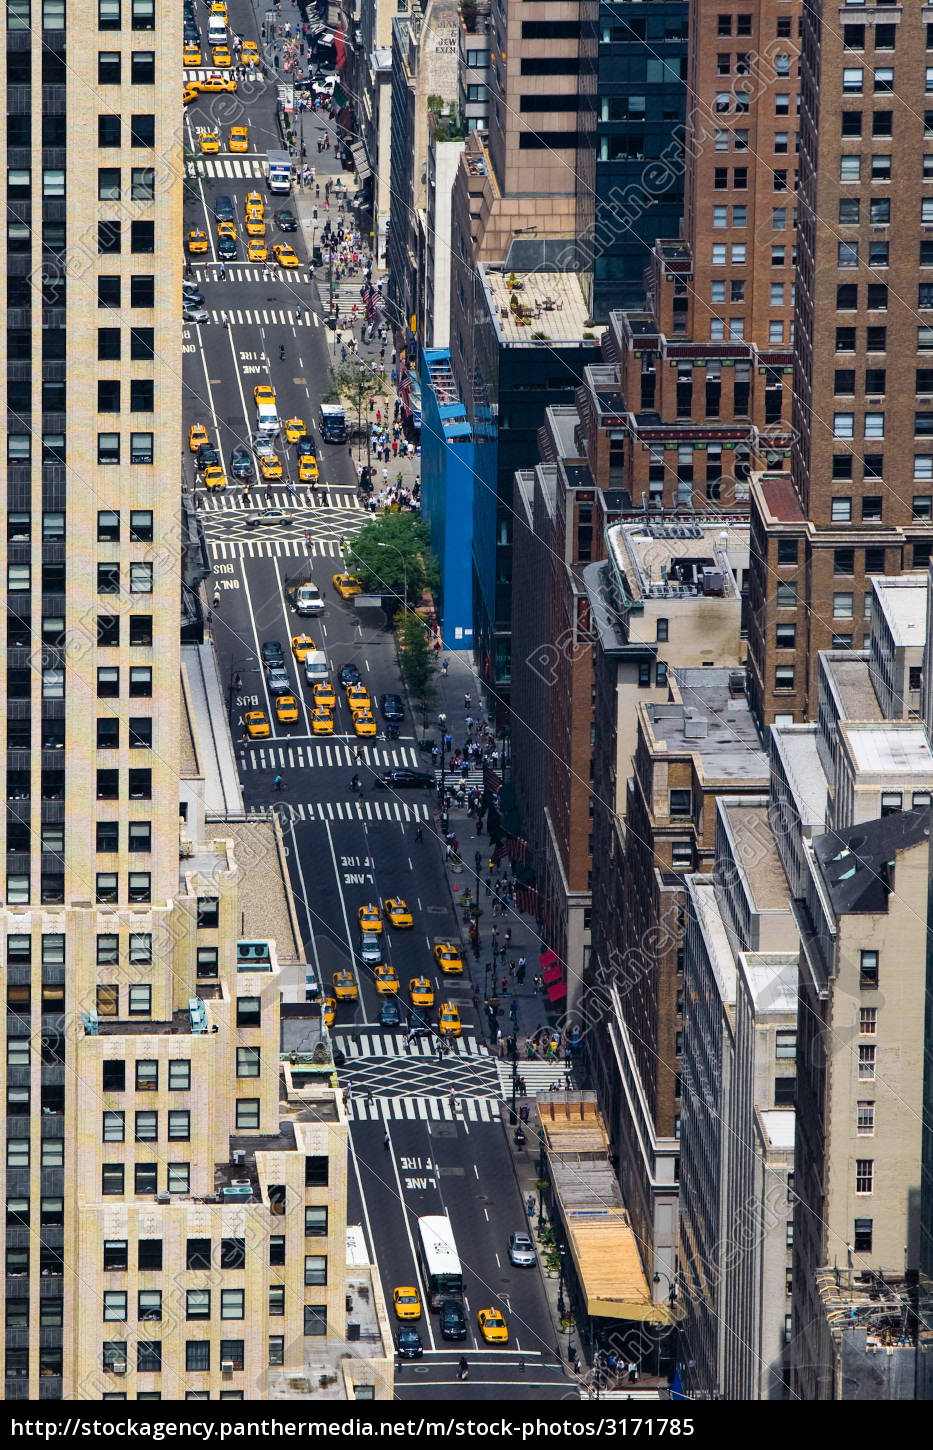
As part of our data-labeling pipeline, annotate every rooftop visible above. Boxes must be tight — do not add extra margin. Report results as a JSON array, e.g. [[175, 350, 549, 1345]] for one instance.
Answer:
[[770, 724, 828, 831], [820, 652, 881, 724], [758, 1108, 795, 1151], [738, 951, 799, 1016], [224, 820, 303, 963], [687, 877, 736, 1007], [756, 473, 804, 524], [812, 807, 932, 915], [545, 403, 582, 460], [839, 721, 933, 778], [814, 1267, 933, 1352], [719, 802, 790, 911], [481, 265, 591, 345], [647, 671, 768, 782], [181, 644, 244, 817], [609, 520, 749, 605], [873, 573, 929, 649]]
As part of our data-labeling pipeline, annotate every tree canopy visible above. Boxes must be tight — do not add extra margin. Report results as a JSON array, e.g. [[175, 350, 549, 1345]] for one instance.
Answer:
[[345, 511, 439, 610], [396, 608, 437, 707]]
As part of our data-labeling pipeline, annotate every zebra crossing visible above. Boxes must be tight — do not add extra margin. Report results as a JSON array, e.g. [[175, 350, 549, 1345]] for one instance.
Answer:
[[208, 307, 319, 327], [496, 1061, 573, 1096], [201, 489, 361, 514], [191, 264, 315, 286], [255, 799, 431, 823], [241, 743, 421, 772], [346, 1095, 500, 1124], [184, 70, 269, 86], [208, 537, 354, 560], [186, 156, 269, 181], [334, 1032, 488, 1061]]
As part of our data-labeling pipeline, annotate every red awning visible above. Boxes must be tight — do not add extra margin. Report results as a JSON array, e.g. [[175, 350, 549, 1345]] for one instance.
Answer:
[[547, 978, 567, 1003], [543, 962, 563, 985], [539, 949, 558, 969]]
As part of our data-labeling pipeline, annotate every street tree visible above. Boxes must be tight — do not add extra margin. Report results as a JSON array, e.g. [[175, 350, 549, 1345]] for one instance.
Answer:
[[396, 608, 437, 719], [345, 511, 439, 610]]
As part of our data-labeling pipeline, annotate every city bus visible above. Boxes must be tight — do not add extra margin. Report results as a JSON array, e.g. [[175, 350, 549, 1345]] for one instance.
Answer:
[[416, 1214, 464, 1311]]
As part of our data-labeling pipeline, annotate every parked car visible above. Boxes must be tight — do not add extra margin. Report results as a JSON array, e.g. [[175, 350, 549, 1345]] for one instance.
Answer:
[[183, 305, 209, 323], [508, 1232, 536, 1267]]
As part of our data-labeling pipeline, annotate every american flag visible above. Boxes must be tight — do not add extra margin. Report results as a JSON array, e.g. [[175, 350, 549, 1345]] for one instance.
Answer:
[[399, 371, 413, 414]]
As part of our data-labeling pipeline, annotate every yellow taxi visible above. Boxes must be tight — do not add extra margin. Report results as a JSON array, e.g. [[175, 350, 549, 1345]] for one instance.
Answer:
[[247, 238, 268, 262], [434, 942, 464, 975], [245, 215, 266, 238], [353, 710, 377, 737], [211, 45, 232, 67], [217, 220, 237, 240], [196, 72, 237, 93], [298, 452, 319, 482], [438, 1002, 462, 1039], [291, 633, 316, 662], [245, 191, 264, 215], [273, 243, 300, 269], [346, 683, 370, 711], [254, 384, 276, 406], [312, 681, 336, 710], [477, 1308, 509, 1344], [183, 42, 201, 67], [203, 464, 227, 490], [259, 454, 282, 481], [393, 1287, 422, 1322], [311, 709, 334, 735], [183, 83, 200, 105], [210, 0, 227, 14], [229, 125, 249, 152], [275, 694, 299, 724], [333, 572, 362, 599], [384, 898, 413, 930], [322, 996, 337, 1027], [332, 969, 358, 1002], [284, 417, 306, 444], [357, 904, 382, 935], [374, 965, 399, 995], [199, 129, 220, 153], [188, 423, 209, 452], [244, 710, 270, 739], [241, 39, 260, 67], [187, 227, 208, 254], [409, 976, 434, 1009]]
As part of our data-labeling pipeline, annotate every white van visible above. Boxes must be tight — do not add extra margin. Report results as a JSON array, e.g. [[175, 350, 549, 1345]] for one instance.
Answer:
[[304, 651, 328, 683], [256, 402, 280, 437], [208, 15, 227, 46]]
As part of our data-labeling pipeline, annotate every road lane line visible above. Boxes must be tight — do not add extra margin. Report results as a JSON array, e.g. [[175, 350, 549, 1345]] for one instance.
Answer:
[[324, 819, 366, 1014]]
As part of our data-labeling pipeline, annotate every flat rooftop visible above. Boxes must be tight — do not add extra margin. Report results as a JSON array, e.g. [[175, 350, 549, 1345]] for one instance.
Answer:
[[770, 724, 828, 831], [739, 952, 799, 1016], [755, 473, 804, 524], [874, 573, 928, 648], [820, 652, 881, 724], [545, 403, 582, 460], [609, 520, 749, 603], [759, 1108, 795, 1151], [648, 671, 768, 782], [226, 821, 302, 963], [482, 265, 590, 345], [840, 721, 933, 778], [181, 644, 244, 817], [720, 802, 790, 911], [688, 878, 736, 1006]]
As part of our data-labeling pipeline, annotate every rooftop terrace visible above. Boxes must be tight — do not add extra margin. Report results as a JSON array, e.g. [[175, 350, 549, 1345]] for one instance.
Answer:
[[482, 265, 591, 345]]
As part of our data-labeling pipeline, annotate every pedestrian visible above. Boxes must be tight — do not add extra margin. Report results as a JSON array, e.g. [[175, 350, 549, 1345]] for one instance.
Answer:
[[628, 1361, 638, 1383], [273, 774, 284, 791], [212, 588, 221, 608], [384, 1130, 390, 1152], [414, 824, 423, 843], [457, 1357, 469, 1381]]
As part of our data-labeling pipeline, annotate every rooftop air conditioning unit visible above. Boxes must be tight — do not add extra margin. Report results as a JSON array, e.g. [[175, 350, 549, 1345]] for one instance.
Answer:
[[232, 1149, 245, 1166], [231, 1178, 251, 1188]]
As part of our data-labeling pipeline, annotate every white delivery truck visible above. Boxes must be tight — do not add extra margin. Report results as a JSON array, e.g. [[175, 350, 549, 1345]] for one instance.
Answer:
[[208, 14, 227, 46], [266, 149, 292, 195], [255, 402, 280, 437], [304, 651, 328, 683]]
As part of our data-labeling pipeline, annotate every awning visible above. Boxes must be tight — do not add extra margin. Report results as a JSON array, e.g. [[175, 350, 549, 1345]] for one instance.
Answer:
[[539, 949, 557, 969], [349, 141, 371, 182], [542, 962, 562, 985], [546, 978, 567, 1003]]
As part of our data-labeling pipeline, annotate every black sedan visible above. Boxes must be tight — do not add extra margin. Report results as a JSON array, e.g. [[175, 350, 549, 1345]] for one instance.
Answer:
[[218, 235, 237, 260], [395, 1327, 423, 1359], [374, 768, 433, 789], [276, 209, 298, 232], [339, 662, 362, 688], [380, 693, 405, 723], [196, 442, 220, 470], [261, 640, 285, 667], [438, 1300, 467, 1340], [379, 1001, 401, 1028], [230, 447, 254, 480]]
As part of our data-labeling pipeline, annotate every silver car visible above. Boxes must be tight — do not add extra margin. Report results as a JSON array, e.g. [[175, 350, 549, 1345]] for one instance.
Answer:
[[265, 666, 292, 696], [359, 933, 382, 966], [508, 1232, 536, 1267]]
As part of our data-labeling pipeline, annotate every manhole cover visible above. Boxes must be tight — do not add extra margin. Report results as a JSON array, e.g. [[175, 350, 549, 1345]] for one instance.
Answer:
[[429, 1122, 457, 1138]]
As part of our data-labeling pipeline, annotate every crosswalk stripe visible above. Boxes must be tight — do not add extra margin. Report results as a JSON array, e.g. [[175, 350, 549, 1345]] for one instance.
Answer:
[[237, 744, 421, 771], [345, 1096, 499, 1123], [209, 308, 317, 326], [333, 1033, 488, 1060], [199, 493, 362, 513], [242, 799, 431, 821]]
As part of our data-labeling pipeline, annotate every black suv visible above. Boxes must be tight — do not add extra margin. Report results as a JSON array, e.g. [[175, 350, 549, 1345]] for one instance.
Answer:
[[339, 662, 362, 688], [261, 640, 285, 667], [380, 693, 405, 722], [438, 1300, 466, 1340], [218, 235, 237, 261], [276, 210, 298, 232], [196, 442, 220, 470], [214, 194, 235, 222], [230, 447, 254, 480]]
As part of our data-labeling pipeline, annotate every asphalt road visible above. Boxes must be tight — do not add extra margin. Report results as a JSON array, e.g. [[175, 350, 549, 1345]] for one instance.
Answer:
[[182, 0, 569, 1399]]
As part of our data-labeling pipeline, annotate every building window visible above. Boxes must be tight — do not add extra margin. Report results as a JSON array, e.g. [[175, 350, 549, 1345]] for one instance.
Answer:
[[304, 1305, 327, 1337], [169, 1059, 191, 1091], [858, 1044, 876, 1079], [236, 1098, 260, 1130], [775, 666, 795, 690], [669, 789, 691, 818], [269, 1286, 286, 1317], [221, 1289, 245, 1320], [857, 1101, 875, 1136], [831, 498, 852, 523], [186, 1290, 210, 1320], [185, 1342, 210, 1373], [236, 1047, 260, 1077], [853, 1219, 873, 1253], [833, 594, 853, 618], [304, 1255, 327, 1286], [168, 1110, 190, 1140], [880, 792, 902, 817], [855, 1159, 874, 1194], [775, 1030, 796, 1060], [671, 841, 692, 869], [136, 1059, 158, 1092], [134, 1110, 157, 1141], [859, 950, 879, 988], [102, 1164, 125, 1195], [102, 1111, 124, 1141]]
